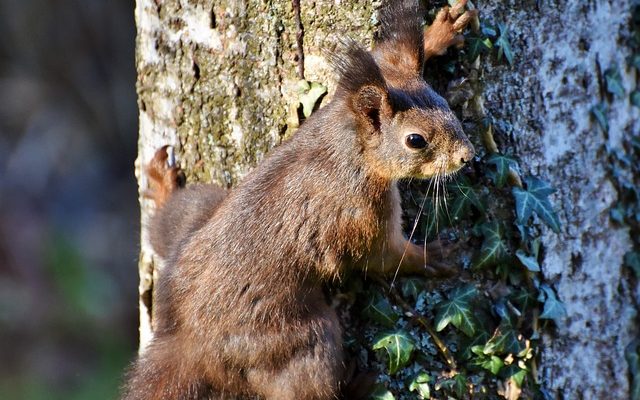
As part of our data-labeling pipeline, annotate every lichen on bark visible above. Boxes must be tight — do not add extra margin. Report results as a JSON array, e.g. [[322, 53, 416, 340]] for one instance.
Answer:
[[478, 1, 639, 397], [134, 0, 382, 351]]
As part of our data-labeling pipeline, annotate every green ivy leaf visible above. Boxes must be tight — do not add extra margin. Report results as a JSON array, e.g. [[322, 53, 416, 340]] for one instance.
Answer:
[[477, 355, 504, 375], [501, 364, 527, 388], [369, 384, 396, 400], [435, 285, 479, 337], [449, 195, 472, 222], [453, 373, 468, 397], [458, 331, 488, 361], [409, 372, 431, 399], [423, 198, 448, 241], [512, 177, 561, 233], [447, 179, 485, 221], [483, 323, 526, 355], [495, 23, 514, 65], [401, 277, 424, 302], [591, 102, 609, 132], [473, 222, 510, 269], [466, 37, 492, 62], [486, 153, 518, 188], [372, 331, 415, 375], [298, 81, 327, 118], [624, 251, 640, 279], [539, 284, 567, 321], [515, 249, 540, 272], [509, 289, 536, 314], [363, 292, 400, 327], [436, 373, 468, 397], [632, 90, 640, 108], [604, 66, 625, 98]]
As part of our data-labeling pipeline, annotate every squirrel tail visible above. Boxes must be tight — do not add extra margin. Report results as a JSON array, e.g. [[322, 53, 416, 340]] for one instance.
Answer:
[[121, 338, 213, 400], [145, 146, 228, 260]]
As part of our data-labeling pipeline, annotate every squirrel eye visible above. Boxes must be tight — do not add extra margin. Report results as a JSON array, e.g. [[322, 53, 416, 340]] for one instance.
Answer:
[[405, 133, 428, 149]]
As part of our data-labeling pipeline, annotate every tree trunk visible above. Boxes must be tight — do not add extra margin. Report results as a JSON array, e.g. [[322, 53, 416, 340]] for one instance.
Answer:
[[134, 0, 638, 398], [134, 0, 376, 348], [480, 2, 638, 398]]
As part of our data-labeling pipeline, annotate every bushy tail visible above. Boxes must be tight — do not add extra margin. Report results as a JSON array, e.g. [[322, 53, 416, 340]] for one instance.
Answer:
[[121, 340, 212, 400]]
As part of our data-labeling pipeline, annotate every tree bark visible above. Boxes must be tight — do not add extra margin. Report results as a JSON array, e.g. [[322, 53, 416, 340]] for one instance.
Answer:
[[479, 2, 638, 398], [134, 0, 638, 398], [134, 0, 376, 350]]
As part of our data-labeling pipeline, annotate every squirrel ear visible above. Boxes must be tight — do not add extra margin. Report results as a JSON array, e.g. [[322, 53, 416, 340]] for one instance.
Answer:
[[330, 40, 391, 131], [353, 85, 390, 132]]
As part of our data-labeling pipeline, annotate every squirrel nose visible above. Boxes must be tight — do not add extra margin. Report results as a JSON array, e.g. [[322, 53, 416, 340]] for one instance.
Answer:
[[457, 143, 475, 164]]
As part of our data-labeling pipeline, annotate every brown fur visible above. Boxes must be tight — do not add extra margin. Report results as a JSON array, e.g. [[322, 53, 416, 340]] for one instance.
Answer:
[[123, 1, 475, 399]]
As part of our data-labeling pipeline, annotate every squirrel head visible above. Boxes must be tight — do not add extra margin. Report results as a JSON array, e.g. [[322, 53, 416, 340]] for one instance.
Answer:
[[332, 39, 474, 181]]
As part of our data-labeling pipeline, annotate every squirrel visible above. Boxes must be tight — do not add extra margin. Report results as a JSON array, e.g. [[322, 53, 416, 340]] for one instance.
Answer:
[[123, 1, 476, 399]]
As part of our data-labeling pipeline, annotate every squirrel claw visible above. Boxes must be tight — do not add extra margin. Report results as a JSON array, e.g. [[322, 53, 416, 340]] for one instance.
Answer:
[[424, 1, 478, 58], [449, 0, 468, 20], [423, 239, 465, 277], [145, 146, 185, 208], [423, 260, 458, 278]]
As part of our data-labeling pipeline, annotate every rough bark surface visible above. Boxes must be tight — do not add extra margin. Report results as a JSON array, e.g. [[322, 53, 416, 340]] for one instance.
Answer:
[[478, 1, 638, 398], [135, 0, 638, 397], [134, 0, 375, 350]]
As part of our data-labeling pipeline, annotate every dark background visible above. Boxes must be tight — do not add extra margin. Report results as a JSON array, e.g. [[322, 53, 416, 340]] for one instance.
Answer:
[[0, 0, 139, 398]]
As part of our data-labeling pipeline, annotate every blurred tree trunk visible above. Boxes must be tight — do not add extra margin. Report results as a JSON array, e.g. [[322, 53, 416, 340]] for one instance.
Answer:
[[134, 0, 638, 398]]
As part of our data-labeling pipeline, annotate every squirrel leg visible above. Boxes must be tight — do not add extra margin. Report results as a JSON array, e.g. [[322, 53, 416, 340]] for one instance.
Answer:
[[359, 223, 456, 278], [145, 146, 228, 260], [144, 145, 185, 209], [370, 185, 457, 278], [385, 230, 458, 278], [245, 308, 344, 400], [423, 0, 478, 60]]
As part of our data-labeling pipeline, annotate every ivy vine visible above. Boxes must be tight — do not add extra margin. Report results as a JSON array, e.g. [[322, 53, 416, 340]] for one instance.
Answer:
[[333, 1, 566, 399]]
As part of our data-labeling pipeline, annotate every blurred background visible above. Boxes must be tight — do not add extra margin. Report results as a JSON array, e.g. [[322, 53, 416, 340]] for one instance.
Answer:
[[0, 0, 139, 398]]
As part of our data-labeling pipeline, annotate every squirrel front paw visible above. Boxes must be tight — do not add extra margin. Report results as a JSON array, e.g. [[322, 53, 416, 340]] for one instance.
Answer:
[[424, 0, 479, 58], [144, 146, 185, 208], [423, 239, 466, 277]]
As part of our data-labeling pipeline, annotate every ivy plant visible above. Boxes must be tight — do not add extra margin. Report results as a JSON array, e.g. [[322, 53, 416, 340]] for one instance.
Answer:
[[320, 2, 569, 399]]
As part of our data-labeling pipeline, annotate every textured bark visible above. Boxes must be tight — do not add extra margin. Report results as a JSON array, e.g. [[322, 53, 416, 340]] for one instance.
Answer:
[[478, 1, 638, 398], [134, 0, 638, 397], [134, 0, 376, 351]]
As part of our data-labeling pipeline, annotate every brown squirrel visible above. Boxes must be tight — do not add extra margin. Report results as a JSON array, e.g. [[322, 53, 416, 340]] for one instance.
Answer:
[[123, 1, 476, 399]]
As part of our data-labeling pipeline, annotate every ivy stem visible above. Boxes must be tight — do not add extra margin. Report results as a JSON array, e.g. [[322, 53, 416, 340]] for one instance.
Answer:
[[481, 122, 498, 153], [531, 307, 540, 384], [374, 277, 458, 370]]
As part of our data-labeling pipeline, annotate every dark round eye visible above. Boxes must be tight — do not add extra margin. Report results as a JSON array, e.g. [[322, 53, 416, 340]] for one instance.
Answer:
[[405, 133, 428, 149]]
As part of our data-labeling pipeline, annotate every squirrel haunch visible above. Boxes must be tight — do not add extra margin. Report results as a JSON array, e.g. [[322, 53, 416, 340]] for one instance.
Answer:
[[123, 1, 476, 399]]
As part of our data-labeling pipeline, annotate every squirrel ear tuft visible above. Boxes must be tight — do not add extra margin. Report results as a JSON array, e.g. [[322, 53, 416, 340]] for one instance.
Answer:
[[330, 40, 390, 131], [330, 39, 387, 96]]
